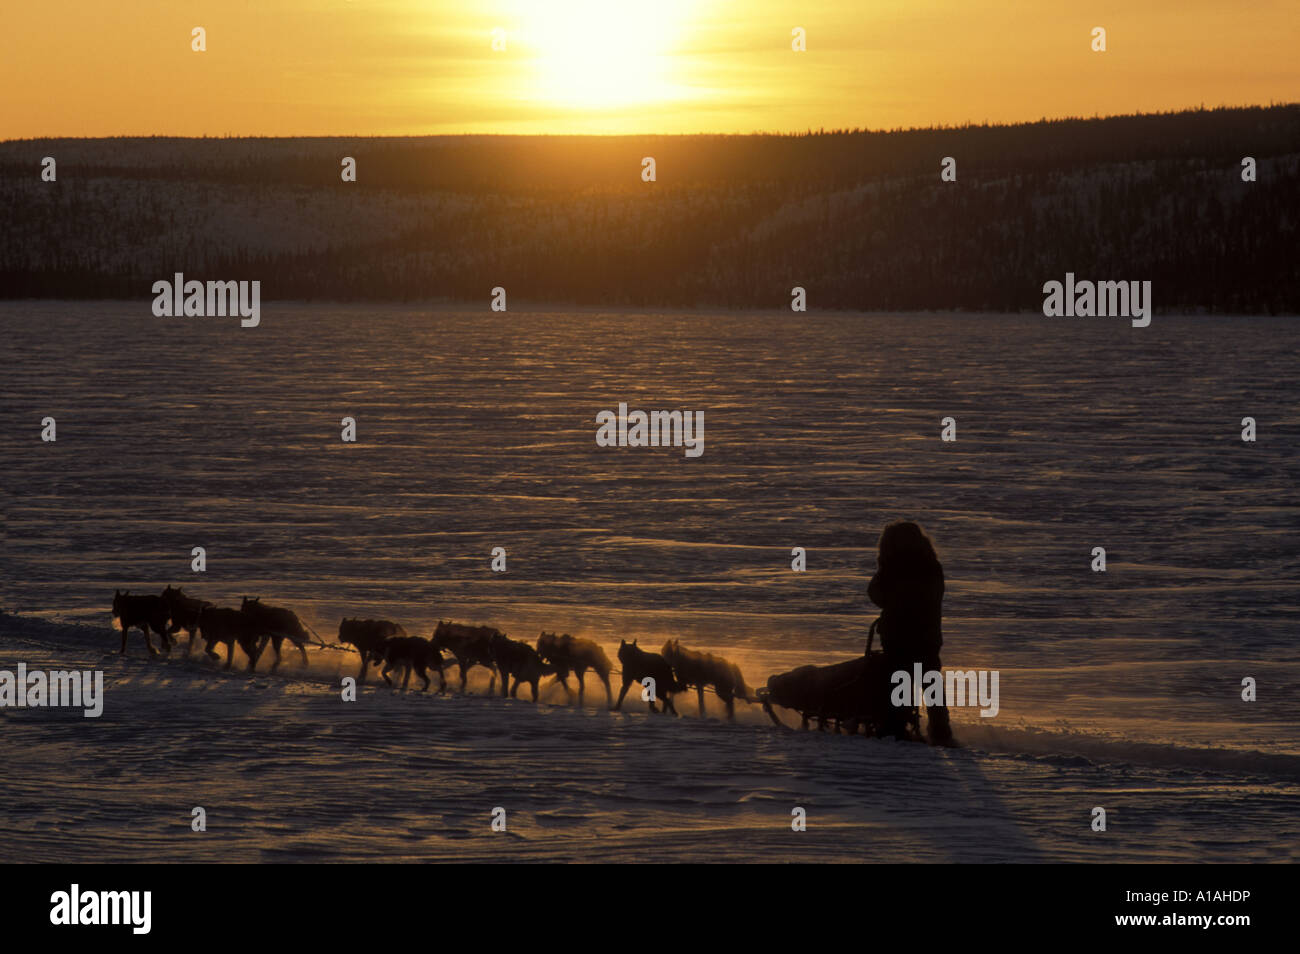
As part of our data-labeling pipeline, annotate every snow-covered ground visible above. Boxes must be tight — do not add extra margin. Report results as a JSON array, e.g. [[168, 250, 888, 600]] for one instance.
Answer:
[[3, 304, 1297, 861], [3, 613, 1297, 862]]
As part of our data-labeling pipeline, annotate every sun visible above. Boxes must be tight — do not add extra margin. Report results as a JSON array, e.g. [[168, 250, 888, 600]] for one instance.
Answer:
[[516, 0, 692, 110]]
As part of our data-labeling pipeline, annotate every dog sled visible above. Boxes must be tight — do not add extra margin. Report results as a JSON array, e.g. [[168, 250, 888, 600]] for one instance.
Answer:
[[756, 620, 923, 740]]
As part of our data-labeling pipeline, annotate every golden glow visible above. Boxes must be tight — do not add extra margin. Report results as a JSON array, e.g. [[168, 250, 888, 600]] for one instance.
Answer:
[[0, 0, 1296, 137], [518, 0, 694, 110]]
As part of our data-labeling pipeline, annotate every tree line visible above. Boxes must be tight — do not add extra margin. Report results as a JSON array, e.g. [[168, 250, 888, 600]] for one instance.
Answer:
[[0, 104, 1296, 313]]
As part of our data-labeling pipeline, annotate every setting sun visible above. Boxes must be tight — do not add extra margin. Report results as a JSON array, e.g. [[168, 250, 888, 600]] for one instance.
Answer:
[[2, 0, 1297, 136], [517, 0, 694, 110]]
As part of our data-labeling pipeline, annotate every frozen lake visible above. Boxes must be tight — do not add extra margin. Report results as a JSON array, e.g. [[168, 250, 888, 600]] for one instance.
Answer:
[[2, 303, 1297, 861]]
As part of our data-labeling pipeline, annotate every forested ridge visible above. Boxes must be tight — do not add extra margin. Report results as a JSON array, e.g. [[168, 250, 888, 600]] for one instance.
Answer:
[[1, 105, 1296, 312]]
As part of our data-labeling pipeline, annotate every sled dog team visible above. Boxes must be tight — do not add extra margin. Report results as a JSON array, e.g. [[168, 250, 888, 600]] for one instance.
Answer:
[[111, 586, 754, 716], [111, 586, 925, 738]]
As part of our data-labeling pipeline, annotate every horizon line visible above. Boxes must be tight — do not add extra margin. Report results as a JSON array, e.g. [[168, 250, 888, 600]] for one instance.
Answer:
[[4, 101, 1294, 145]]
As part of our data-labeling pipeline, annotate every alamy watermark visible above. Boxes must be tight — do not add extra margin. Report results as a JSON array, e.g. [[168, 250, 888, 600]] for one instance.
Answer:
[[0, 663, 103, 717], [891, 664, 999, 718], [1042, 272, 1151, 327], [151, 273, 260, 327], [50, 884, 150, 934], [595, 402, 704, 458]]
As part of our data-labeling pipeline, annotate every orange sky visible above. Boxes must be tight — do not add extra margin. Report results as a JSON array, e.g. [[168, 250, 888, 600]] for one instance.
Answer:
[[2, 0, 1297, 138]]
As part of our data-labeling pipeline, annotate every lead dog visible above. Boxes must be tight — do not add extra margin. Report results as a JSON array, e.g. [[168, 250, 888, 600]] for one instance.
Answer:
[[536, 631, 614, 707], [661, 638, 754, 719], [111, 589, 173, 656]]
